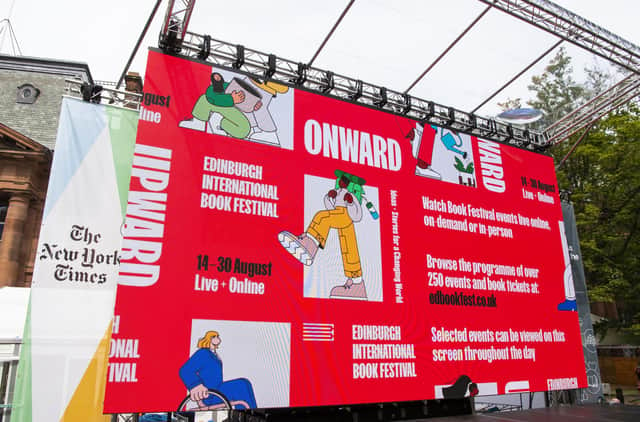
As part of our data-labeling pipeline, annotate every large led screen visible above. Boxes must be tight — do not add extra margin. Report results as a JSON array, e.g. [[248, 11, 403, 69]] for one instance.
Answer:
[[104, 49, 586, 413]]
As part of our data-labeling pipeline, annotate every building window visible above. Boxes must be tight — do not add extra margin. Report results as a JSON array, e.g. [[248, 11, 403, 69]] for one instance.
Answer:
[[16, 83, 41, 104], [0, 197, 7, 240]]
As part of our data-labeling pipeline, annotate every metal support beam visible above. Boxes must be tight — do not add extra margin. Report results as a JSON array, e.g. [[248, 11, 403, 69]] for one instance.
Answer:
[[153, 0, 640, 148], [556, 124, 594, 170], [159, 0, 197, 54], [478, 0, 640, 74], [65, 79, 142, 110], [405, 5, 492, 94], [308, 0, 356, 67], [116, 0, 163, 90], [544, 73, 640, 144], [471, 39, 562, 114], [479, 0, 640, 144], [174, 33, 548, 149]]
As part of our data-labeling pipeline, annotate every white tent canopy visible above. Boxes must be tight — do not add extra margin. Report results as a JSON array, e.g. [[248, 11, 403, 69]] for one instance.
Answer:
[[0, 287, 29, 342]]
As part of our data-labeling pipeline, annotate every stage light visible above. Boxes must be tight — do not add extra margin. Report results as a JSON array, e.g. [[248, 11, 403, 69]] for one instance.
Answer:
[[321, 71, 334, 94], [233, 45, 245, 69], [374, 87, 387, 108], [559, 190, 572, 203], [348, 80, 363, 101], [505, 124, 514, 142], [80, 83, 103, 104], [161, 19, 180, 53], [81, 83, 92, 102], [521, 129, 532, 148], [402, 93, 411, 114], [444, 107, 455, 126], [466, 115, 477, 131], [264, 54, 276, 79], [197, 35, 210, 61], [294, 63, 307, 86], [421, 101, 435, 124]]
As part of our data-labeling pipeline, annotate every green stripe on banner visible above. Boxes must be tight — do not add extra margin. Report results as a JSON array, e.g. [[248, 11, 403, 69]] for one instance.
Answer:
[[11, 297, 33, 422], [105, 106, 138, 218]]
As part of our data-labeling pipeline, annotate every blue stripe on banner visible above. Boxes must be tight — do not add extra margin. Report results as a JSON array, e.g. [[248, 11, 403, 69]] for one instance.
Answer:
[[43, 98, 107, 219]]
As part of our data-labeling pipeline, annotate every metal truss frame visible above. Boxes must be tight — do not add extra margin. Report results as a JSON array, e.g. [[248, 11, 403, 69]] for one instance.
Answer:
[[64, 79, 142, 110], [478, 0, 640, 144], [158, 0, 196, 54], [545, 73, 640, 144], [478, 0, 640, 72], [156, 0, 640, 149], [176, 33, 546, 149]]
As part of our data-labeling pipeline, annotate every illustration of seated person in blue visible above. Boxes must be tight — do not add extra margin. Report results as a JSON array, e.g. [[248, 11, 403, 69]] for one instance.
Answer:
[[179, 330, 257, 409]]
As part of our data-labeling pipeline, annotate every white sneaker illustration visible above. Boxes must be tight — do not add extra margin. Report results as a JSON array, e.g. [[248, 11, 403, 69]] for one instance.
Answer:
[[415, 165, 441, 180], [178, 117, 206, 132]]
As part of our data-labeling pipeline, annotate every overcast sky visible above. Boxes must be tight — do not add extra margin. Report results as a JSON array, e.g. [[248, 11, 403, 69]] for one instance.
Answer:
[[1, 0, 638, 117]]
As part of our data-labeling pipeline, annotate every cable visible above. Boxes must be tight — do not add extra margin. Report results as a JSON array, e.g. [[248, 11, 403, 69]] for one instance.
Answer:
[[6, 0, 17, 19], [471, 39, 562, 114], [116, 0, 164, 90], [555, 123, 595, 170], [8, 18, 21, 55], [307, 0, 356, 67], [404, 4, 492, 94], [0, 18, 22, 56]]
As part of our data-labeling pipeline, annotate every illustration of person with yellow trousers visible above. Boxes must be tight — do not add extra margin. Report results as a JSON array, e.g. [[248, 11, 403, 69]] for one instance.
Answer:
[[279, 170, 376, 300]]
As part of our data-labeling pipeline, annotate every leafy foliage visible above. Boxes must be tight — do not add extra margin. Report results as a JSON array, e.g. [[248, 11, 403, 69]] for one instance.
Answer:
[[527, 47, 587, 128], [513, 49, 640, 338], [558, 106, 640, 337], [454, 157, 474, 174]]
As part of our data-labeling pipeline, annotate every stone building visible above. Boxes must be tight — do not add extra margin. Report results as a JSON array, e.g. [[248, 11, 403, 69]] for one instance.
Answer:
[[0, 54, 93, 286]]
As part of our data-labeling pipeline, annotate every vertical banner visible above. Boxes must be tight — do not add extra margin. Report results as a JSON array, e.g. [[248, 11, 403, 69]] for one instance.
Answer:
[[12, 98, 137, 422], [105, 50, 587, 413], [561, 201, 603, 403]]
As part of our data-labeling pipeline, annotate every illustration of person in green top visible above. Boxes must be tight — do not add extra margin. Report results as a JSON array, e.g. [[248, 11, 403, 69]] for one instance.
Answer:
[[179, 72, 263, 139]]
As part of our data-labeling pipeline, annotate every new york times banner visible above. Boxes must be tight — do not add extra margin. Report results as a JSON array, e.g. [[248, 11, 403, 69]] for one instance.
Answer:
[[12, 98, 137, 422], [104, 49, 587, 413]]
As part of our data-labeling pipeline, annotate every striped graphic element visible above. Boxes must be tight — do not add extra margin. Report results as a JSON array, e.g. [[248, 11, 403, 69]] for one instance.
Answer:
[[504, 380, 530, 394], [303, 323, 335, 341]]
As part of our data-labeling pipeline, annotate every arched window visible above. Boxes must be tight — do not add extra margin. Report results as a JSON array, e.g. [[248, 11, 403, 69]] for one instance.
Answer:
[[16, 83, 41, 104], [0, 197, 8, 240]]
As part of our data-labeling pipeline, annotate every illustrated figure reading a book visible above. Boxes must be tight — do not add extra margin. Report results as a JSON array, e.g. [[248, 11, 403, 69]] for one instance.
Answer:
[[179, 72, 261, 139], [179, 330, 257, 409], [241, 77, 289, 144], [279, 170, 377, 300]]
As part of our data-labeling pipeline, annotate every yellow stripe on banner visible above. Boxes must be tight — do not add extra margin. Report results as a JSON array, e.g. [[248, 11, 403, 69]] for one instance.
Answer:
[[61, 322, 113, 422]]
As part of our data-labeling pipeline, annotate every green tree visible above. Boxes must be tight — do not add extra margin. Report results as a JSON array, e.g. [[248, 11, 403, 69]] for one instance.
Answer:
[[554, 106, 640, 337], [497, 97, 523, 112], [521, 50, 640, 338], [583, 62, 614, 98], [527, 47, 586, 129]]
